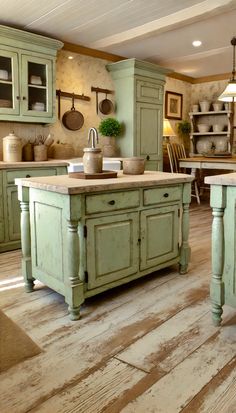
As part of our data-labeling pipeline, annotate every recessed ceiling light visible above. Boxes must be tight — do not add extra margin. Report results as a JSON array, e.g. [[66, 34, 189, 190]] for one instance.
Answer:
[[68, 56, 74, 60], [192, 40, 202, 47]]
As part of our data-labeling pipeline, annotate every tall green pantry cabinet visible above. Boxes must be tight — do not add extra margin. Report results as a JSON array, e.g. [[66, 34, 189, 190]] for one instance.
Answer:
[[107, 59, 170, 171]]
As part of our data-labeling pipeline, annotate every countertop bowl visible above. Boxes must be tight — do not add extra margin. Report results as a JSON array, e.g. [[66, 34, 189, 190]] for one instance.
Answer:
[[123, 157, 145, 175]]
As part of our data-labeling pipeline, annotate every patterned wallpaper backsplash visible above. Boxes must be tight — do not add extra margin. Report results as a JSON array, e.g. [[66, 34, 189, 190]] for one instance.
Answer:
[[0, 49, 235, 159]]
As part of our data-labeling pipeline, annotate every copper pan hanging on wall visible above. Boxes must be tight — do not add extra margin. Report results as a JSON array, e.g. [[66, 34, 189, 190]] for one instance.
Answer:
[[99, 93, 114, 115], [62, 94, 84, 131]]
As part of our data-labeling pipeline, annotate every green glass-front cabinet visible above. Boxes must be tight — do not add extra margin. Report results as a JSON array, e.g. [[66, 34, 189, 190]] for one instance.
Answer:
[[0, 25, 63, 123], [107, 59, 170, 171]]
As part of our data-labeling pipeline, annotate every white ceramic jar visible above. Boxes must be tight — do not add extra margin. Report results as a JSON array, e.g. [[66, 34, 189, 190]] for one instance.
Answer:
[[199, 101, 210, 112], [83, 148, 103, 174], [214, 137, 228, 153], [213, 102, 223, 111], [196, 138, 213, 154], [3, 132, 22, 162]]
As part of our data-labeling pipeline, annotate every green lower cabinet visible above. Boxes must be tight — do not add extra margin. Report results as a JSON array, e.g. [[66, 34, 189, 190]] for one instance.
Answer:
[[86, 212, 139, 289], [0, 165, 67, 252], [140, 205, 179, 270], [7, 186, 21, 241]]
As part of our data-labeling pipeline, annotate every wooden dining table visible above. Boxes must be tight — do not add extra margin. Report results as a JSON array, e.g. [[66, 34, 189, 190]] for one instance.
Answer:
[[179, 156, 236, 176]]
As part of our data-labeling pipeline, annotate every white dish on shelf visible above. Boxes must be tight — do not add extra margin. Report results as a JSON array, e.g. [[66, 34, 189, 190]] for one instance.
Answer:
[[32, 102, 45, 111], [199, 101, 210, 112], [197, 124, 210, 133], [30, 75, 42, 85], [213, 102, 223, 111], [212, 124, 224, 132], [0, 69, 8, 80]]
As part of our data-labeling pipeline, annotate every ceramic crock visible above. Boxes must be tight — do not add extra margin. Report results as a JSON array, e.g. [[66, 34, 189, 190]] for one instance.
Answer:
[[83, 148, 103, 174], [3, 132, 22, 162]]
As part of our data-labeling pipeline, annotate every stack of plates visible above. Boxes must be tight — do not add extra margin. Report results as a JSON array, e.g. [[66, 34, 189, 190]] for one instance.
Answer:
[[0, 99, 12, 108]]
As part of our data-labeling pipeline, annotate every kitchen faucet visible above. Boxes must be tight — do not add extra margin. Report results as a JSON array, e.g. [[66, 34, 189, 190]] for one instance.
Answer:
[[88, 127, 99, 149]]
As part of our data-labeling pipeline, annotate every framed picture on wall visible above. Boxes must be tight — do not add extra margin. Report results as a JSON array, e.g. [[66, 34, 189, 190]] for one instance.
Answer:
[[165, 91, 183, 120]]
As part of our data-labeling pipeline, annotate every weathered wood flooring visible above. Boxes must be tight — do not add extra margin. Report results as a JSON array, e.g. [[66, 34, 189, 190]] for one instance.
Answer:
[[1, 200, 236, 413]]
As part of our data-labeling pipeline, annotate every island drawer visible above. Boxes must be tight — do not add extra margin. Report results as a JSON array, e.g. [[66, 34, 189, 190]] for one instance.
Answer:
[[143, 185, 181, 206], [85, 190, 140, 214], [6, 168, 57, 184]]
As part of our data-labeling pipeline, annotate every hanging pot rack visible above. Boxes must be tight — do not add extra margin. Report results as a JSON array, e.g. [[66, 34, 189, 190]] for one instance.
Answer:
[[56, 89, 90, 119], [91, 86, 114, 114]]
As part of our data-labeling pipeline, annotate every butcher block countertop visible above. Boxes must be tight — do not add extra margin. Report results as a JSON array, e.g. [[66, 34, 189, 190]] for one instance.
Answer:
[[205, 172, 236, 186], [16, 171, 193, 195], [0, 159, 69, 169]]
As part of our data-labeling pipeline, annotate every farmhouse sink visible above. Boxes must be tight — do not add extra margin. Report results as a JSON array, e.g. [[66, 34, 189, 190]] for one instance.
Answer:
[[67, 158, 121, 173]]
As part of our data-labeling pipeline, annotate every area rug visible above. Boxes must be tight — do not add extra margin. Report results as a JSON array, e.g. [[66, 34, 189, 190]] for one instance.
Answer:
[[0, 309, 41, 372]]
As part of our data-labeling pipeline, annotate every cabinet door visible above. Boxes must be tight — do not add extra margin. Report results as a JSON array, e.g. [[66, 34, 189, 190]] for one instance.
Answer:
[[86, 212, 139, 289], [140, 205, 179, 270], [0, 49, 20, 115], [6, 186, 21, 241], [21, 54, 53, 118], [136, 79, 163, 104], [136, 102, 162, 167]]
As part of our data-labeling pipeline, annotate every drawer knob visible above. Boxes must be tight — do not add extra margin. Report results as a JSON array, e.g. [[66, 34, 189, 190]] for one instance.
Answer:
[[26, 174, 31, 178], [108, 200, 115, 205], [146, 155, 150, 161], [164, 193, 169, 198]]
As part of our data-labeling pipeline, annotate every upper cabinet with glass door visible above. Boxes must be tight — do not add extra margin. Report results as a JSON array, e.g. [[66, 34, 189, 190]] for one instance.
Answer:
[[0, 25, 63, 123]]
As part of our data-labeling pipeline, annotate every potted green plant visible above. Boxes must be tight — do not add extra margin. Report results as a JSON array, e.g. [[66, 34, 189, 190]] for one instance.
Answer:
[[177, 119, 191, 155], [98, 117, 122, 157]]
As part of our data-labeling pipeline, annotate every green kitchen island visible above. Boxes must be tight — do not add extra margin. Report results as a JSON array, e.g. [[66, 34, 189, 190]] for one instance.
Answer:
[[16, 171, 193, 320], [205, 172, 236, 326]]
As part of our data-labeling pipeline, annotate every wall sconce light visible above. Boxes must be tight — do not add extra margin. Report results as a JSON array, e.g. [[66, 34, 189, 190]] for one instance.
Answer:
[[163, 119, 175, 142], [218, 37, 236, 101]]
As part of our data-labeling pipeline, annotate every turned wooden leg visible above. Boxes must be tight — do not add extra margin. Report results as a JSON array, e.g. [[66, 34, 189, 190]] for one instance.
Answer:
[[179, 199, 191, 274], [19, 187, 34, 293], [211, 206, 225, 326], [65, 219, 84, 320]]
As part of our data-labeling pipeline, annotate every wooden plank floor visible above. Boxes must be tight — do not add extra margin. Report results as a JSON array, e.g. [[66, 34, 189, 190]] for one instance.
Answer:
[[1, 199, 236, 413]]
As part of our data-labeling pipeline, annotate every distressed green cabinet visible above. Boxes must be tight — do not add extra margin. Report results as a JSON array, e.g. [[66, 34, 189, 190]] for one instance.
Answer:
[[17, 173, 192, 320], [0, 25, 63, 123], [107, 59, 170, 171], [87, 212, 139, 289], [0, 165, 67, 252]]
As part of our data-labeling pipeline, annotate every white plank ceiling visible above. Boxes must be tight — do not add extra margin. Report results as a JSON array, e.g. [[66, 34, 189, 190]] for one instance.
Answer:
[[0, 0, 236, 77]]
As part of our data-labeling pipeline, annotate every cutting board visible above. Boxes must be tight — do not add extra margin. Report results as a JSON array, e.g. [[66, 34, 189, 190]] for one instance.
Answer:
[[68, 170, 118, 179]]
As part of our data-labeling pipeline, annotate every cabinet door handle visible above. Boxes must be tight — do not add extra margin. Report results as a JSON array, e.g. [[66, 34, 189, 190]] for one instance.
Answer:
[[26, 174, 31, 178], [22, 96, 27, 100], [164, 193, 169, 198], [146, 155, 150, 161], [16, 96, 20, 100], [108, 200, 115, 205]]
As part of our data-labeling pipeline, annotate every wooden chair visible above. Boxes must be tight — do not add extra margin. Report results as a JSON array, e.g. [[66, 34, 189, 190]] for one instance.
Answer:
[[167, 142, 201, 204]]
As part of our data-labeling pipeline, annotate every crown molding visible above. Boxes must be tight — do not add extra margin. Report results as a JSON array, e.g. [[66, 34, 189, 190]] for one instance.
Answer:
[[62, 41, 230, 84], [63, 41, 124, 62], [191, 73, 230, 83]]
